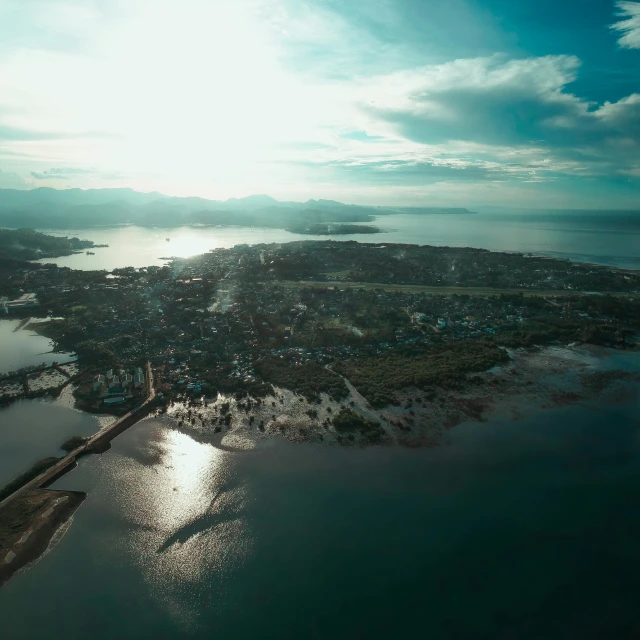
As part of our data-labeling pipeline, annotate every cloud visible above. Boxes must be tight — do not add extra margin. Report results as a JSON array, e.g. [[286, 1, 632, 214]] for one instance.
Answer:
[[349, 55, 640, 178], [30, 167, 96, 180], [29, 167, 128, 182], [0, 124, 114, 142], [0, 169, 31, 189], [611, 1, 640, 49]]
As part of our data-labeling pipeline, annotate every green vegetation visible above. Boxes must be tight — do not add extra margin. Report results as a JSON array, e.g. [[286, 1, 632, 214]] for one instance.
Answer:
[[255, 358, 348, 401], [336, 342, 510, 407], [332, 408, 385, 442], [60, 436, 89, 452], [0, 458, 60, 502], [0, 228, 99, 261], [75, 341, 120, 366]]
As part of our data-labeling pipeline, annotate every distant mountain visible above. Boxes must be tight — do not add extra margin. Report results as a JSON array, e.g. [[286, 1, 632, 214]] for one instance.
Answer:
[[0, 187, 475, 229]]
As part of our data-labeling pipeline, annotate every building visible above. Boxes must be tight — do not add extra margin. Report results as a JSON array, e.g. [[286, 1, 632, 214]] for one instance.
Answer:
[[93, 374, 105, 392], [1, 293, 40, 313], [437, 318, 447, 330], [109, 375, 120, 389], [133, 372, 144, 389], [103, 396, 125, 405]]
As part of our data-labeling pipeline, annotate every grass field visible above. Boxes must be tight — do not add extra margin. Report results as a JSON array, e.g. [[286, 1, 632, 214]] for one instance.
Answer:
[[280, 280, 636, 297]]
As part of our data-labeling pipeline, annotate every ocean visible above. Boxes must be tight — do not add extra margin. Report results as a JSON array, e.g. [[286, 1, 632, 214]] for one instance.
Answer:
[[32, 209, 640, 271]]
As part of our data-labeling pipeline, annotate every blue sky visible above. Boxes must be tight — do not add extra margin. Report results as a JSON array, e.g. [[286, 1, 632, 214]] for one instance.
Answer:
[[0, 0, 638, 207]]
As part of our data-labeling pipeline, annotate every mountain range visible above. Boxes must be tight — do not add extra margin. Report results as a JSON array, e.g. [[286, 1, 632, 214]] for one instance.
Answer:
[[0, 187, 474, 230]]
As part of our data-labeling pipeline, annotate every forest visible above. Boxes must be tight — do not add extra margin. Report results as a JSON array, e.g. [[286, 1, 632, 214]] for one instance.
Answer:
[[335, 342, 510, 407], [0, 228, 99, 261]]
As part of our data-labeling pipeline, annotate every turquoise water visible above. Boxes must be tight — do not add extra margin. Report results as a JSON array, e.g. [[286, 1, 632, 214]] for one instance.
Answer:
[[0, 379, 639, 639], [33, 209, 640, 271]]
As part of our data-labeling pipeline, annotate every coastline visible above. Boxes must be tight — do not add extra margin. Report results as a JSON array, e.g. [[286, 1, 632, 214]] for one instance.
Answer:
[[161, 344, 640, 451], [0, 489, 85, 588], [0, 344, 637, 589]]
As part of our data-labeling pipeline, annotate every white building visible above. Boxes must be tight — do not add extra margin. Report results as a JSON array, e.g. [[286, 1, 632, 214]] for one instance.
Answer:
[[133, 372, 144, 389]]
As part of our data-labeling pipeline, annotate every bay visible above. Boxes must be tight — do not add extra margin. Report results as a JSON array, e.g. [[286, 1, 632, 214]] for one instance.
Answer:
[[0, 359, 638, 639], [31, 209, 640, 271]]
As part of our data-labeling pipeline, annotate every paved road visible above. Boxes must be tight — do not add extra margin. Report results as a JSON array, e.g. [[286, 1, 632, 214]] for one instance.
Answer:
[[0, 362, 154, 510]]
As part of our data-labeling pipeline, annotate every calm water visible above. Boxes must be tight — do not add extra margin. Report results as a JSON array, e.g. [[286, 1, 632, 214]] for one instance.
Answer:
[[0, 398, 103, 486], [33, 209, 640, 271], [0, 319, 74, 374], [0, 320, 96, 486], [0, 353, 639, 639]]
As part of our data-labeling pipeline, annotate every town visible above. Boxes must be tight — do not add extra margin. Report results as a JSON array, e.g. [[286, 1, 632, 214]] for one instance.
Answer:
[[0, 241, 638, 424]]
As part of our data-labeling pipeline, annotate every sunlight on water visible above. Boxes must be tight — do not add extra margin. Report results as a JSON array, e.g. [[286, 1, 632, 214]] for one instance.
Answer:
[[98, 424, 253, 629], [164, 231, 224, 259]]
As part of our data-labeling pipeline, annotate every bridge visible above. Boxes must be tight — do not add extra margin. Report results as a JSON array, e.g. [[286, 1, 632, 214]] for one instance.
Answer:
[[0, 361, 155, 510]]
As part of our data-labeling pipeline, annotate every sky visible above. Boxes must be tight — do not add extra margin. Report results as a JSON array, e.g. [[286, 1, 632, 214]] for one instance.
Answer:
[[0, 0, 639, 208]]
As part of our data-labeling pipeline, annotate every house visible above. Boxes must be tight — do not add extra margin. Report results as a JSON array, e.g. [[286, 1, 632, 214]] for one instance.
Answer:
[[109, 376, 120, 389], [437, 318, 447, 330]]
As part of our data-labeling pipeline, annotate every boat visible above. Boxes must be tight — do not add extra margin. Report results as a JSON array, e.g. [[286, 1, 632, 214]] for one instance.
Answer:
[[86, 251, 95, 255], [166, 238, 170, 242]]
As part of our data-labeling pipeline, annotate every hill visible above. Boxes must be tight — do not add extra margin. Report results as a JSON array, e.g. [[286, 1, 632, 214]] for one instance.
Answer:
[[0, 187, 475, 230]]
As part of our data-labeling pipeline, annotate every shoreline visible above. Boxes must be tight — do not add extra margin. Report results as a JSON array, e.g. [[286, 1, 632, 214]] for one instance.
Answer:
[[10, 223, 636, 273], [0, 345, 637, 588], [0, 489, 85, 588], [161, 344, 640, 451]]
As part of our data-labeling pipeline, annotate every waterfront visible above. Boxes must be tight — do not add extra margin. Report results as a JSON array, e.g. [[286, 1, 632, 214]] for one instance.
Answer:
[[0, 398, 103, 487], [0, 319, 74, 375], [32, 209, 640, 271], [0, 384, 639, 639]]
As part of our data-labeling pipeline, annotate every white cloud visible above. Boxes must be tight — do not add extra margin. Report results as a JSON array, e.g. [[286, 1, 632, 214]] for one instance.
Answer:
[[0, 0, 638, 204], [611, 1, 640, 49]]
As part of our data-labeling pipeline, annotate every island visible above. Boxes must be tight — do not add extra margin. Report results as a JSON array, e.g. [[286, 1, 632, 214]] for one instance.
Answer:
[[287, 223, 382, 235]]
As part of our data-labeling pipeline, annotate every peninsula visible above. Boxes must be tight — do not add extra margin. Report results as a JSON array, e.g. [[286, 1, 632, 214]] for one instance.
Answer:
[[0, 228, 107, 261], [1, 236, 639, 587]]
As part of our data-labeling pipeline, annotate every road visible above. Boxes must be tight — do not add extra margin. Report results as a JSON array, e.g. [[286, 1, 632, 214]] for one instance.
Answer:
[[281, 280, 638, 298], [0, 362, 155, 510]]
